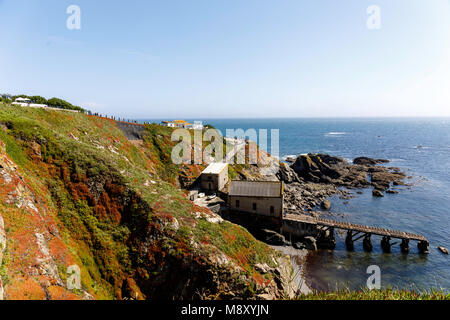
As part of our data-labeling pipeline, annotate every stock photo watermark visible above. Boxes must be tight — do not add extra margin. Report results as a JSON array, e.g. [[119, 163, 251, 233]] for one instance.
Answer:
[[66, 5, 81, 30], [66, 264, 81, 290], [170, 126, 280, 176], [367, 265, 381, 290], [64, 4, 381, 31], [367, 5, 381, 30]]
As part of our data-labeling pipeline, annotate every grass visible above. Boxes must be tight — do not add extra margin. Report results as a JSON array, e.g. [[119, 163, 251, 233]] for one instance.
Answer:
[[297, 288, 449, 300], [0, 102, 287, 299]]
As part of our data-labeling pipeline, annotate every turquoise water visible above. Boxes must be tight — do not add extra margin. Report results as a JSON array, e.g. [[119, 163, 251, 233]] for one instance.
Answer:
[[146, 118, 450, 292]]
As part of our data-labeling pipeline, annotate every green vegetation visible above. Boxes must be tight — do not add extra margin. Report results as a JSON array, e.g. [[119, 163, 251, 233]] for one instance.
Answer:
[[7, 94, 86, 113], [0, 102, 283, 299], [298, 288, 449, 300]]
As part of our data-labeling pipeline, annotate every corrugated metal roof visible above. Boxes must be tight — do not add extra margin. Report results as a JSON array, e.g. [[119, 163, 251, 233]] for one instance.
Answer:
[[202, 163, 228, 174], [228, 181, 282, 198]]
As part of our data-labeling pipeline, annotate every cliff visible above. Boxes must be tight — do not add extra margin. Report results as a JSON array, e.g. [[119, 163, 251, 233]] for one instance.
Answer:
[[0, 103, 295, 300]]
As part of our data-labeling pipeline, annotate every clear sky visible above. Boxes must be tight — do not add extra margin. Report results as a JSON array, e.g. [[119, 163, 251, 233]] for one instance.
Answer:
[[0, 0, 449, 118]]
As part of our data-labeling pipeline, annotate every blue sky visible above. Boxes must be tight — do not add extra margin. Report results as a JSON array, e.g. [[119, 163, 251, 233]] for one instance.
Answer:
[[0, 0, 449, 118]]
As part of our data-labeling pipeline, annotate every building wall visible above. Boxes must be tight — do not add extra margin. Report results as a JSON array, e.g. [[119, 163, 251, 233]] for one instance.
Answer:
[[281, 219, 319, 238], [200, 166, 228, 192], [201, 173, 219, 192], [228, 195, 283, 218]]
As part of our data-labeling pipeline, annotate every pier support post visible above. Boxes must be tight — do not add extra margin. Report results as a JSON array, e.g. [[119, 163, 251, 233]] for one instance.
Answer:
[[317, 227, 336, 249], [418, 241, 429, 254], [328, 227, 335, 249], [400, 239, 410, 254], [363, 234, 373, 252], [345, 231, 354, 251], [381, 236, 391, 253]]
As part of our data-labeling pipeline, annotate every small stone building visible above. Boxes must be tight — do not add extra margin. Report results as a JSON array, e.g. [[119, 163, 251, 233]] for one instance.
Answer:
[[200, 163, 229, 192], [227, 181, 284, 218]]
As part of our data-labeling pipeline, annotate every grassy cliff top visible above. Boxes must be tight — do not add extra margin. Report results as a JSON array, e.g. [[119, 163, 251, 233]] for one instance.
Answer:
[[0, 102, 288, 300]]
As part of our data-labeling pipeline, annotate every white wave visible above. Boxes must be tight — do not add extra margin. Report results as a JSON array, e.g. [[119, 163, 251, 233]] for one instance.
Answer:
[[282, 154, 297, 161], [327, 132, 346, 135], [389, 158, 406, 162]]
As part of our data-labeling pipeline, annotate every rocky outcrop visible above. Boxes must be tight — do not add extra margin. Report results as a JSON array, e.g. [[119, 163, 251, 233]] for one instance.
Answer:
[[277, 162, 301, 183], [280, 154, 409, 211], [291, 154, 344, 184], [353, 157, 389, 166], [321, 200, 331, 211]]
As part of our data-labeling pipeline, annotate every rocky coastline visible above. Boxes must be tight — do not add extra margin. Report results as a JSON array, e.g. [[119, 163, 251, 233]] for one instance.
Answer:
[[277, 153, 410, 214], [269, 153, 413, 292]]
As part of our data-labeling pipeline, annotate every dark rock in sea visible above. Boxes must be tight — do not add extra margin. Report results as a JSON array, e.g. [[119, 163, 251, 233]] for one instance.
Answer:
[[279, 153, 409, 216], [291, 154, 344, 184], [353, 157, 390, 166], [372, 189, 384, 197], [438, 246, 449, 255], [285, 156, 296, 163], [370, 170, 405, 189], [372, 182, 389, 191], [386, 190, 399, 194], [302, 237, 317, 251], [321, 200, 331, 210]]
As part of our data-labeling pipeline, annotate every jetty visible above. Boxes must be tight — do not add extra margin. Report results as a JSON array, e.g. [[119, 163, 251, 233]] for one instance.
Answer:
[[283, 213, 429, 254]]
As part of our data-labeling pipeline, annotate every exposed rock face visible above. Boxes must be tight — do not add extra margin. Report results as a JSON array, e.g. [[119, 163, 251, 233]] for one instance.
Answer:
[[0, 213, 5, 300], [0, 141, 90, 300], [0, 142, 7, 300], [277, 162, 301, 184], [353, 157, 389, 166], [116, 121, 145, 140]]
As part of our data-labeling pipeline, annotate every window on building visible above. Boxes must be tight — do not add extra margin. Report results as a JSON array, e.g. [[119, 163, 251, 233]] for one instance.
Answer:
[[252, 203, 257, 211], [270, 206, 274, 214], [236, 200, 240, 208]]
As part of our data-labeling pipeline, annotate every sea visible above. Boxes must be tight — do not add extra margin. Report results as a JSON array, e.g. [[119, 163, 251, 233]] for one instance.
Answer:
[[144, 118, 450, 293]]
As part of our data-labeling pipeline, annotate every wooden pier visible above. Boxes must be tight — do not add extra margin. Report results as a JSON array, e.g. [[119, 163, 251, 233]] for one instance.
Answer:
[[284, 214, 429, 254]]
